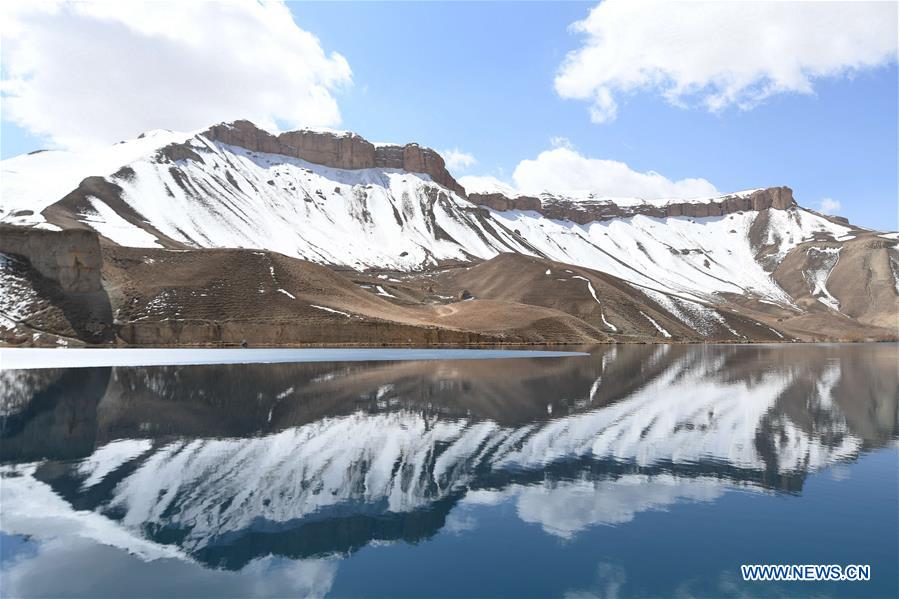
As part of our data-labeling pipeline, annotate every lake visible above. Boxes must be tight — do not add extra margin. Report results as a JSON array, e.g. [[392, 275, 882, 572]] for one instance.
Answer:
[[1, 344, 896, 598]]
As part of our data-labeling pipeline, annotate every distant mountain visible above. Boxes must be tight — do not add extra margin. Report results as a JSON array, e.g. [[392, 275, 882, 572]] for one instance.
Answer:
[[1, 120, 896, 345]]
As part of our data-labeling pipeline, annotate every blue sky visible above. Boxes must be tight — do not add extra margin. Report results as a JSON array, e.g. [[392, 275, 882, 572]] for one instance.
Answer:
[[2, 1, 896, 229]]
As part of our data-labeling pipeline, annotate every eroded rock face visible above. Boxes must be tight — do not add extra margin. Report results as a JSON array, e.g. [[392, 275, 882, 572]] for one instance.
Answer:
[[198, 120, 466, 196], [468, 193, 542, 212], [468, 187, 797, 224], [279, 129, 375, 170], [0, 225, 103, 293], [395, 144, 463, 195]]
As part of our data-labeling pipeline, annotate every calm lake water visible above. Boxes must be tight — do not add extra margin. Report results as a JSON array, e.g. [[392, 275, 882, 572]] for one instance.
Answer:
[[1, 344, 897, 598]]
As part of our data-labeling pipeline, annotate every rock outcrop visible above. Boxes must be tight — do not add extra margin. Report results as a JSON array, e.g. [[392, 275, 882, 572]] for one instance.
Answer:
[[0, 225, 103, 293], [0, 225, 114, 345], [468, 186, 797, 224], [197, 120, 466, 196], [466, 192, 542, 212]]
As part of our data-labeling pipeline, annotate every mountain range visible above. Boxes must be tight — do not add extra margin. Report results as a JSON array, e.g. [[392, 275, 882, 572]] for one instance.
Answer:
[[1, 120, 896, 346]]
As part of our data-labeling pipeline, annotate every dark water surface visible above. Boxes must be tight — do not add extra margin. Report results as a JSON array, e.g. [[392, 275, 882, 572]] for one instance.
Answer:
[[1, 344, 897, 598]]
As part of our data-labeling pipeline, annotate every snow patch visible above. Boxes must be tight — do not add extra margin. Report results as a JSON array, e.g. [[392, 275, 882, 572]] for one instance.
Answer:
[[0, 254, 41, 323], [375, 285, 395, 298], [78, 440, 154, 489], [80, 197, 162, 248], [803, 247, 842, 311], [762, 209, 852, 264], [571, 275, 617, 332], [639, 287, 737, 338], [310, 305, 351, 317], [889, 254, 899, 295], [639, 311, 672, 338]]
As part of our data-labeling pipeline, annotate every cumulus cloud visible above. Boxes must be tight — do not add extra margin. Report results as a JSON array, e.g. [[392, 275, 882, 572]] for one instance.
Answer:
[[458, 175, 519, 197], [441, 148, 477, 172], [0, 1, 352, 148], [819, 197, 842, 215], [511, 147, 718, 199], [556, 1, 898, 123], [462, 145, 717, 199], [549, 136, 573, 149]]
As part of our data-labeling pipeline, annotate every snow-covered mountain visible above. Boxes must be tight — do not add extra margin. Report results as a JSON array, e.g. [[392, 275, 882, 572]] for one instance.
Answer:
[[1, 120, 896, 344], [1, 129, 192, 230]]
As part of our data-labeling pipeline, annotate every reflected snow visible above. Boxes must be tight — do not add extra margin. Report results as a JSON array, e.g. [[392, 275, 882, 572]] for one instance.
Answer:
[[1, 344, 897, 598]]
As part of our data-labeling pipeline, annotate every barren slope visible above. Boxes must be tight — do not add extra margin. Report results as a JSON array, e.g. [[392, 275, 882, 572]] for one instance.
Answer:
[[99, 246, 609, 346]]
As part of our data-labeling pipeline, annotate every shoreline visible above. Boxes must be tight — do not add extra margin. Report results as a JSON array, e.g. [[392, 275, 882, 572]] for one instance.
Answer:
[[3, 337, 896, 350], [0, 347, 589, 370], [3, 340, 896, 370]]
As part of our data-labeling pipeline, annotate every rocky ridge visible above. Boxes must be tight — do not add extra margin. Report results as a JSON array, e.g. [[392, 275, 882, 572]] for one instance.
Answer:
[[174, 121, 801, 224], [195, 120, 465, 196], [468, 186, 802, 223]]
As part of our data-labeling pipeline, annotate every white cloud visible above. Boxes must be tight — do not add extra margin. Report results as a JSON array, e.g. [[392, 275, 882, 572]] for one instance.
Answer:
[[442, 148, 477, 172], [819, 197, 842, 215], [513, 476, 725, 539], [0, 1, 352, 148], [511, 147, 718, 199], [458, 175, 519, 197], [549, 136, 573, 149], [556, 1, 898, 123]]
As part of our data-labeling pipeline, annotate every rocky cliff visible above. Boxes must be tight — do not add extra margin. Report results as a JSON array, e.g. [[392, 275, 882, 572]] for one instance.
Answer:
[[468, 186, 798, 223], [0, 225, 103, 293], [197, 120, 465, 196], [0, 225, 113, 345]]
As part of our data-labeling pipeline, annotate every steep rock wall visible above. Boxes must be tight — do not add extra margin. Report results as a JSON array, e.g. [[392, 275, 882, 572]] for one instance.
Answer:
[[200, 120, 465, 196], [0, 225, 103, 293], [468, 187, 798, 224]]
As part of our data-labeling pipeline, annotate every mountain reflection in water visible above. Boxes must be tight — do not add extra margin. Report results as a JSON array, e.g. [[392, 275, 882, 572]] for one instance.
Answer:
[[1, 344, 897, 598]]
